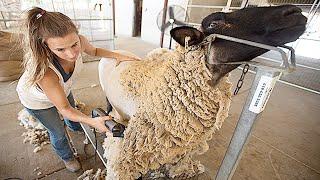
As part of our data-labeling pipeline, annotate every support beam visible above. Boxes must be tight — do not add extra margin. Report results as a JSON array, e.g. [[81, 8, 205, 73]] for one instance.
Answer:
[[215, 69, 281, 180], [160, 0, 168, 48]]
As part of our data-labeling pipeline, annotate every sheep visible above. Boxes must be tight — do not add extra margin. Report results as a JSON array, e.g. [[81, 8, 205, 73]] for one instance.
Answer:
[[99, 5, 306, 180], [102, 47, 232, 179]]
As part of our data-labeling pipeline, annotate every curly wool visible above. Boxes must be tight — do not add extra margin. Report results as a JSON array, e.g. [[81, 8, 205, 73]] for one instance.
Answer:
[[104, 46, 232, 179]]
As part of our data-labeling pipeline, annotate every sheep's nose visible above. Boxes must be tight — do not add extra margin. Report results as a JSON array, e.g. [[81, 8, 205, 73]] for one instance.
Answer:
[[282, 6, 302, 17]]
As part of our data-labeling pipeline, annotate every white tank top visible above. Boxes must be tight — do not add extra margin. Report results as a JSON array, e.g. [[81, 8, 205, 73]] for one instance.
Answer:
[[16, 54, 83, 110]]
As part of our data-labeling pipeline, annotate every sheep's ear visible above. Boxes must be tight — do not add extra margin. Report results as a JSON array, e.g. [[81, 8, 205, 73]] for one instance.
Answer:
[[170, 26, 204, 47]]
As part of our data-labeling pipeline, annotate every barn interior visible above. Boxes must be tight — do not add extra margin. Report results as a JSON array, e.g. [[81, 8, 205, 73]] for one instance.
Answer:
[[0, 0, 319, 179]]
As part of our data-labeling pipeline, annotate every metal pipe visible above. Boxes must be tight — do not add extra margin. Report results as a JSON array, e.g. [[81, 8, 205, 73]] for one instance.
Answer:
[[187, 5, 229, 9], [241, 0, 249, 8], [215, 70, 282, 180], [187, 4, 242, 9], [306, 0, 319, 28], [225, 0, 233, 11], [207, 34, 291, 69], [80, 123, 108, 167]]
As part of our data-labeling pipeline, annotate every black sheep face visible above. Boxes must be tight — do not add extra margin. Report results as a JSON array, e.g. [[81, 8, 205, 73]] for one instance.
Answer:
[[171, 5, 307, 81]]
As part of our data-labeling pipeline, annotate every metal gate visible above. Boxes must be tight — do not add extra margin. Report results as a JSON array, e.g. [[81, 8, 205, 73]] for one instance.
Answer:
[[0, 0, 115, 59]]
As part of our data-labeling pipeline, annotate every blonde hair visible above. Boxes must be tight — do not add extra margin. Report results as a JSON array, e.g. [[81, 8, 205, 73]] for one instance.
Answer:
[[21, 7, 78, 86]]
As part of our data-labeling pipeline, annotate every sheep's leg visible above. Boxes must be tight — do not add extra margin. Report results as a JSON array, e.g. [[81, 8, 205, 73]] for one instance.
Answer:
[[103, 135, 123, 180], [166, 155, 205, 179]]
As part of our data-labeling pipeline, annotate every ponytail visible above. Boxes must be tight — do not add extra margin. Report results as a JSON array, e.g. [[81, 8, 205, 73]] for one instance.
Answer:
[[21, 7, 78, 86]]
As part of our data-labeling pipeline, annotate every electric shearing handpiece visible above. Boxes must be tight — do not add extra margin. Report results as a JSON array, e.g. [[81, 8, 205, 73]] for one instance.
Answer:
[[91, 108, 125, 137]]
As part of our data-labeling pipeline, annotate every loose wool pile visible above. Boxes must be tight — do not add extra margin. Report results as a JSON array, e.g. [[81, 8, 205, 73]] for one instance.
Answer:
[[18, 109, 49, 153], [103, 46, 232, 179], [18, 100, 86, 153], [77, 168, 107, 180]]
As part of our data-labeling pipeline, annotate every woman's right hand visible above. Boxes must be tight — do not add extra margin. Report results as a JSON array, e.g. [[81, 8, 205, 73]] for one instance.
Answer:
[[92, 116, 113, 132]]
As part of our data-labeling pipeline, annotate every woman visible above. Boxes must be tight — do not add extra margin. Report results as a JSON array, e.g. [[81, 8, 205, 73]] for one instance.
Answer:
[[16, 7, 139, 172]]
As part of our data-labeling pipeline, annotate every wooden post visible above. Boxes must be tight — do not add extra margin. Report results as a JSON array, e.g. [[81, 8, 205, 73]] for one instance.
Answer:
[[132, 0, 143, 37], [112, 0, 116, 36], [160, 0, 168, 48]]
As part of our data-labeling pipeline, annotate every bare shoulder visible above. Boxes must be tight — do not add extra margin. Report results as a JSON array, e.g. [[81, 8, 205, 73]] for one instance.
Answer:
[[38, 68, 60, 87], [37, 68, 69, 107]]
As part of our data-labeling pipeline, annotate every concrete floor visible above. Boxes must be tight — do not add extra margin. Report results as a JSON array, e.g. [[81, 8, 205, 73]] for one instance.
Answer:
[[0, 37, 319, 179]]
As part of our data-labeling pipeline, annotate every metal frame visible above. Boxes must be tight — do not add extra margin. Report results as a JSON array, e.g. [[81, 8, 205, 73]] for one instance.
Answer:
[[210, 36, 296, 180], [215, 69, 282, 180], [179, 29, 298, 180], [193, 34, 295, 70], [80, 123, 108, 167], [184, 0, 243, 26], [183, 1, 318, 178]]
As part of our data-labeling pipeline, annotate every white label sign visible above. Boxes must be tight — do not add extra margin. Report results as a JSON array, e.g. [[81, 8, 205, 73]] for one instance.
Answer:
[[249, 75, 279, 113]]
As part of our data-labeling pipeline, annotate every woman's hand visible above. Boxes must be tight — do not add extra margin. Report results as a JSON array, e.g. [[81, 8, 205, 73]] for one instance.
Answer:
[[91, 116, 113, 132], [115, 54, 141, 66]]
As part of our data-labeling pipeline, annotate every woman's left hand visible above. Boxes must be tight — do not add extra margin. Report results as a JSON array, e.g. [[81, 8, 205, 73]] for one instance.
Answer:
[[115, 54, 141, 66]]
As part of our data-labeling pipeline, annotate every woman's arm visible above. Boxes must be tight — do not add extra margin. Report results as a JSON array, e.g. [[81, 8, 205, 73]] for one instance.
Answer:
[[79, 35, 140, 65], [38, 69, 110, 132]]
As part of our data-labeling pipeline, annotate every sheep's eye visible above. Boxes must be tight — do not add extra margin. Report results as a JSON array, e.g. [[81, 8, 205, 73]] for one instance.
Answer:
[[209, 22, 218, 29]]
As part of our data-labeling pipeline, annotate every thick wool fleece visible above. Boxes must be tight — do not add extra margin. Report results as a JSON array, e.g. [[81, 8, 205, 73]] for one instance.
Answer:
[[103, 46, 232, 179]]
